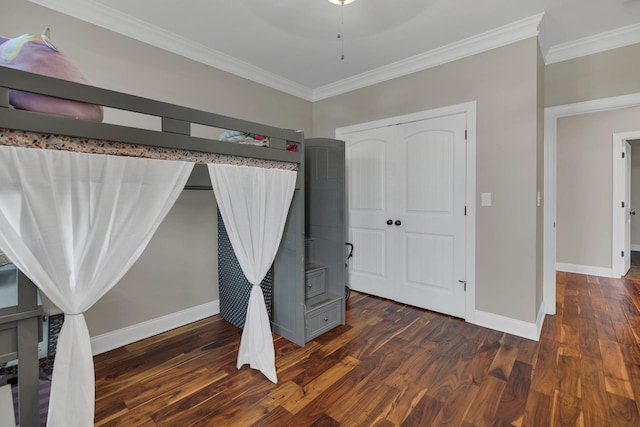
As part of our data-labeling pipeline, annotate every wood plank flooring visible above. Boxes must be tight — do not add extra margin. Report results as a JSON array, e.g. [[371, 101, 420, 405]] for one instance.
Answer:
[[93, 272, 640, 426]]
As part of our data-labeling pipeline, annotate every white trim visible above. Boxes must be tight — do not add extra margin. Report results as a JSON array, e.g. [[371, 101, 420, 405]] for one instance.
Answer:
[[611, 132, 640, 277], [544, 92, 640, 314], [337, 102, 477, 135], [546, 22, 640, 65], [547, 93, 640, 117], [336, 101, 477, 322], [631, 244, 640, 251], [543, 107, 557, 315], [612, 135, 623, 277], [465, 103, 477, 325], [536, 303, 546, 341], [312, 14, 543, 101], [90, 300, 220, 356], [28, 0, 312, 100], [473, 308, 542, 341], [556, 262, 615, 279]]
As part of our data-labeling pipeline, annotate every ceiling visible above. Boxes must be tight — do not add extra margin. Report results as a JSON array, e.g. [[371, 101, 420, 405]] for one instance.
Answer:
[[30, 0, 640, 100]]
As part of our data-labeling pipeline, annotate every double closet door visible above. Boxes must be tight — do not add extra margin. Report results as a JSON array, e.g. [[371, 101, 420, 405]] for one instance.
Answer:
[[345, 113, 467, 318]]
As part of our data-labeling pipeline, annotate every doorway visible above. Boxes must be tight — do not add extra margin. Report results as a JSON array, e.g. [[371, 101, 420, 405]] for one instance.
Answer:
[[612, 132, 640, 278], [545, 93, 640, 312]]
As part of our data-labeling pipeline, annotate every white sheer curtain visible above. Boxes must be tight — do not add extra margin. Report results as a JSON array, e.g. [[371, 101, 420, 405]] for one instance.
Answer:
[[208, 164, 296, 383], [0, 146, 193, 426]]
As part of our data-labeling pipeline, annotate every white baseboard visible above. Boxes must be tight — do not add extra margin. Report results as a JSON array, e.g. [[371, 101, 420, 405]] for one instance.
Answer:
[[91, 300, 220, 356], [631, 244, 640, 251], [536, 303, 546, 340], [556, 262, 615, 278], [472, 306, 543, 341]]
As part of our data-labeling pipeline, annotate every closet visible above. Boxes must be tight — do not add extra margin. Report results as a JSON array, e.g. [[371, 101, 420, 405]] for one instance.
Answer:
[[342, 112, 468, 318]]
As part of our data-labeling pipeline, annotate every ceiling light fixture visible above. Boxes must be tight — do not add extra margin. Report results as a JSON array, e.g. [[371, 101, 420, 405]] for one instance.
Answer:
[[327, 0, 356, 60]]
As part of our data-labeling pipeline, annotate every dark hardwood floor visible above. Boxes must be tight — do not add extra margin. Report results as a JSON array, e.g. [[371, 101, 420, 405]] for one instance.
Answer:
[[93, 272, 640, 426], [624, 251, 640, 280]]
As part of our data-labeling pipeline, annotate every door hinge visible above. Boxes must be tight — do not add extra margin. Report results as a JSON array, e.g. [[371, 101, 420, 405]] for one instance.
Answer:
[[622, 251, 625, 257], [458, 280, 467, 291], [622, 201, 625, 208], [465, 130, 468, 140], [464, 206, 467, 216], [622, 151, 625, 158]]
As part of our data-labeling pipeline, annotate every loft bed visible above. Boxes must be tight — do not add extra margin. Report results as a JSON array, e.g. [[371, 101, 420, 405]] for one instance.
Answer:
[[0, 66, 305, 426]]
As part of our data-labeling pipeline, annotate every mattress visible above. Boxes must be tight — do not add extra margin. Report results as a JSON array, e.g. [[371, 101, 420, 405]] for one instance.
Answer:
[[0, 128, 296, 171]]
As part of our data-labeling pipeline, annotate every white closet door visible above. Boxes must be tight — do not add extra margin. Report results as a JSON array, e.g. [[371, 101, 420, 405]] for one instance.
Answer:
[[346, 113, 467, 318], [346, 125, 397, 301]]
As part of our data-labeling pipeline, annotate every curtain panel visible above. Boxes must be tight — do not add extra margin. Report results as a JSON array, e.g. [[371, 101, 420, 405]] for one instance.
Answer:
[[0, 146, 193, 426], [208, 164, 296, 383]]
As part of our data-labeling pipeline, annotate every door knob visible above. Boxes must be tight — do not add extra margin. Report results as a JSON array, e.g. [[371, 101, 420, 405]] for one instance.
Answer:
[[387, 219, 393, 225], [631, 211, 636, 216], [395, 220, 402, 226]]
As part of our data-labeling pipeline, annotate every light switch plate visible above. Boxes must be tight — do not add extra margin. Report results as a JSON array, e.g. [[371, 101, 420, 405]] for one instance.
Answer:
[[481, 192, 491, 207]]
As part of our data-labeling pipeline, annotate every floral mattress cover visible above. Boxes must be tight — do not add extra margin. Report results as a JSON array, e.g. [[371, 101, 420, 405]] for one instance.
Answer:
[[0, 128, 297, 171]]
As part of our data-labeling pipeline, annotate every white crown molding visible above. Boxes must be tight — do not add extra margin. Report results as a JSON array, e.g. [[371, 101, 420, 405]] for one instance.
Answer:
[[28, 0, 313, 100], [545, 22, 640, 65], [24, 1, 640, 101], [30, 0, 542, 102], [311, 13, 544, 101]]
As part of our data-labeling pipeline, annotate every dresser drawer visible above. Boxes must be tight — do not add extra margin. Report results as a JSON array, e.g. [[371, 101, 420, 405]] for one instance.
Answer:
[[306, 299, 341, 340], [305, 267, 325, 299]]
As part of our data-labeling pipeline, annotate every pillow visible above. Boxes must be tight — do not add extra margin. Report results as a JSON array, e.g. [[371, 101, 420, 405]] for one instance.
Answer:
[[0, 29, 103, 122], [218, 129, 269, 146]]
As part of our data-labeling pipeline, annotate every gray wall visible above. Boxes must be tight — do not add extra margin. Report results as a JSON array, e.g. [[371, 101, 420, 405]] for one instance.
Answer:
[[547, 42, 640, 271], [312, 38, 542, 324], [545, 42, 640, 108], [556, 106, 640, 269], [3, 0, 312, 337], [85, 190, 218, 336]]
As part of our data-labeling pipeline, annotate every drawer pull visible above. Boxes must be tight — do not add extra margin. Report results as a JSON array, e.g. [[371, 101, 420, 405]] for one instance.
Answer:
[[323, 316, 329, 322], [307, 282, 312, 288]]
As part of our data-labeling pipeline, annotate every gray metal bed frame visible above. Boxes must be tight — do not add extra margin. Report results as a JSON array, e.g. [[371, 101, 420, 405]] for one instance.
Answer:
[[0, 66, 305, 426]]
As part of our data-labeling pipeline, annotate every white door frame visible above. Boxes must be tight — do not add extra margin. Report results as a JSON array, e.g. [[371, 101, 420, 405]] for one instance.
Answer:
[[336, 101, 477, 322], [613, 132, 640, 277], [544, 92, 640, 314]]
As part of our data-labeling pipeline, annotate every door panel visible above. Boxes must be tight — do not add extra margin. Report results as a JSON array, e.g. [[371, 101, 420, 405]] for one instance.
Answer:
[[350, 228, 386, 278], [406, 130, 454, 213], [405, 233, 453, 289], [348, 139, 386, 211], [346, 127, 395, 299]]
